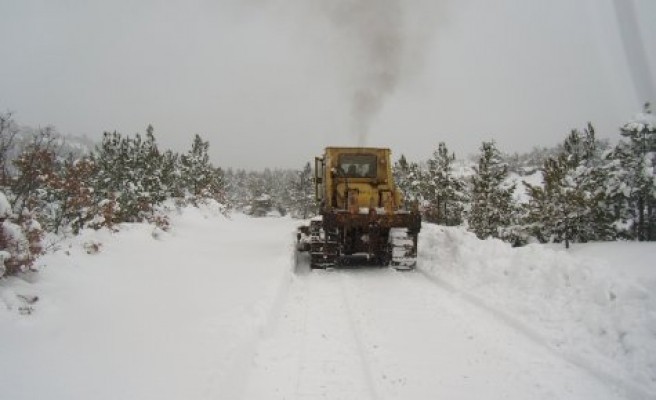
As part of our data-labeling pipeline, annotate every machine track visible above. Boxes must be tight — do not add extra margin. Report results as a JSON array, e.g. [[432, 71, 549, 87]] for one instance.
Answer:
[[242, 270, 381, 400], [240, 266, 630, 400]]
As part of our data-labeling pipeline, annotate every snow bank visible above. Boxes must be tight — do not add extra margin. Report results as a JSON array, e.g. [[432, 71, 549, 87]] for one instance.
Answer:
[[419, 224, 656, 395]]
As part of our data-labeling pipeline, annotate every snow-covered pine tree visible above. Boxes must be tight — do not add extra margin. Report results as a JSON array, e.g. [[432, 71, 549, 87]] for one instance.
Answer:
[[245, 171, 266, 204], [606, 106, 656, 240], [393, 154, 423, 204], [571, 124, 616, 241], [524, 124, 614, 247], [289, 162, 316, 219], [265, 168, 295, 216], [120, 129, 159, 221], [393, 154, 411, 196], [224, 168, 251, 211], [137, 125, 167, 205], [89, 128, 169, 224], [89, 131, 126, 225], [223, 168, 238, 208], [260, 168, 277, 203], [423, 143, 468, 225], [503, 146, 561, 176], [160, 149, 182, 199], [468, 141, 518, 241], [179, 134, 224, 205]]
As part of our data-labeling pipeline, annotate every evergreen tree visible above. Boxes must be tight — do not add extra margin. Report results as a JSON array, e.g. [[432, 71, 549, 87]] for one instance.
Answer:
[[469, 141, 518, 241], [224, 168, 251, 210], [290, 162, 316, 219], [524, 124, 614, 247], [136, 125, 167, 205], [160, 149, 182, 199], [607, 106, 656, 240], [246, 170, 267, 202], [89, 128, 169, 223], [393, 154, 423, 204], [422, 143, 468, 225], [89, 131, 126, 224], [180, 134, 224, 204]]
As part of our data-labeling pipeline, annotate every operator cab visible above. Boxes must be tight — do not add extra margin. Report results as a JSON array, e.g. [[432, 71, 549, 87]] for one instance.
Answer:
[[339, 154, 377, 178]]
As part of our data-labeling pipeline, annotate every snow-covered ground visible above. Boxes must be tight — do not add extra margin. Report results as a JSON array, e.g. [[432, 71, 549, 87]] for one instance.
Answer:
[[1, 205, 654, 399], [0, 205, 296, 400], [420, 225, 656, 399]]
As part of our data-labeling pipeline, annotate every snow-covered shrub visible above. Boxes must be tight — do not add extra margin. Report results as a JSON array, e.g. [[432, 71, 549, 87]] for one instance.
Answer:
[[0, 191, 44, 277], [85, 196, 121, 231], [40, 157, 96, 233], [146, 203, 172, 232], [83, 241, 102, 255]]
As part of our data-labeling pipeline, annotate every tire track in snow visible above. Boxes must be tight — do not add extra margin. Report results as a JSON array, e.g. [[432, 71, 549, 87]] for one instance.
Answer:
[[292, 270, 379, 400], [338, 272, 381, 400], [213, 240, 298, 400], [241, 261, 634, 399], [240, 261, 382, 400], [413, 268, 655, 400], [341, 268, 631, 399]]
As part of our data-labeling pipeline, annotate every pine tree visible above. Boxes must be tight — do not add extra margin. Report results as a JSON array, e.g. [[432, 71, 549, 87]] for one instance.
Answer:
[[393, 154, 423, 204], [290, 162, 316, 219], [160, 149, 182, 199], [180, 134, 224, 204], [423, 143, 468, 225], [89, 128, 170, 223], [89, 131, 126, 224], [137, 125, 167, 205], [469, 141, 517, 241], [524, 124, 614, 247], [224, 168, 251, 210], [607, 106, 656, 240]]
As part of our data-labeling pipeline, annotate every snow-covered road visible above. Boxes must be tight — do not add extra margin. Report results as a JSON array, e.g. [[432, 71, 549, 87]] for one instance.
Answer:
[[242, 264, 626, 400], [1, 206, 654, 400]]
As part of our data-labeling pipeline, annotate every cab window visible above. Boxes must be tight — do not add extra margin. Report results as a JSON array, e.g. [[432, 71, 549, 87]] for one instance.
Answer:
[[339, 154, 377, 178]]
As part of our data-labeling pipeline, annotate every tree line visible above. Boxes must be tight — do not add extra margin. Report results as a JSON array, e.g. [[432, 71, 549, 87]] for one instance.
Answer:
[[1, 107, 654, 278], [222, 107, 655, 249], [0, 113, 225, 277], [394, 109, 656, 247]]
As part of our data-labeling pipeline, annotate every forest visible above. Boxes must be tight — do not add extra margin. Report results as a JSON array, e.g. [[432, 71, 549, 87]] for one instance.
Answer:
[[0, 107, 654, 279]]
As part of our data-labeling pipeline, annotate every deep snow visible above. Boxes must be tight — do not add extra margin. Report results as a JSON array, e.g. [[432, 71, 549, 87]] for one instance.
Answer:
[[0, 205, 295, 400], [1, 204, 654, 399]]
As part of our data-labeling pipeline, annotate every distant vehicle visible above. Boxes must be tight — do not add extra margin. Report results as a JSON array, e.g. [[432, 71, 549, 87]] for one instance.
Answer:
[[248, 195, 285, 217]]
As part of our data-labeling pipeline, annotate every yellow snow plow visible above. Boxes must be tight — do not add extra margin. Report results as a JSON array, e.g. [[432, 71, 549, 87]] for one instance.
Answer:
[[297, 147, 421, 269]]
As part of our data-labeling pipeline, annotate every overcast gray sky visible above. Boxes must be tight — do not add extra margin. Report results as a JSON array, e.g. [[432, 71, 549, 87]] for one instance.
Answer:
[[1, 0, 655, 169]]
